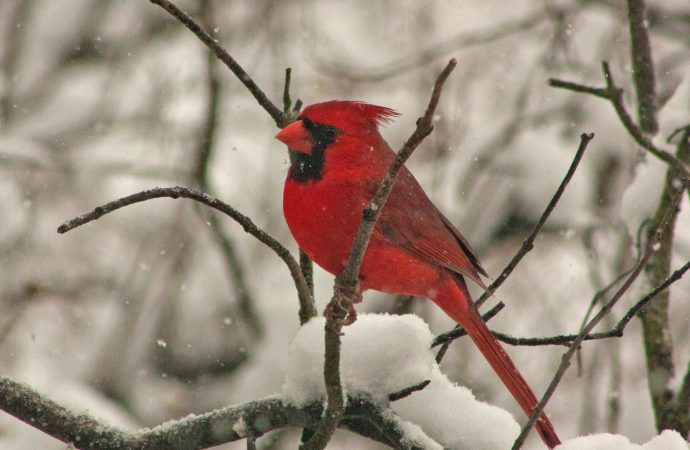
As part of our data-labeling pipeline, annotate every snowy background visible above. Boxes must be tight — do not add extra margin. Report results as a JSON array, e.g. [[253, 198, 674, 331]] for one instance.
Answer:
[[0, 0, 689, 449]]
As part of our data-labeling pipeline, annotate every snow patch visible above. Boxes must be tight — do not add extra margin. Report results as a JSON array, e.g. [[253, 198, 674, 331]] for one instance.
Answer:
[[393, 365, 520, 450], [555, 429, 689, 450], [281, 313, 434, 406]]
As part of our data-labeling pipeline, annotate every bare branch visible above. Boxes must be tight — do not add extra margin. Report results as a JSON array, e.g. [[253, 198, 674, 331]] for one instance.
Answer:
[[148, 0, 287, 127], [433, 302, 504, 349], [434, 132, 593, 362], [548, 78, 609, 99], [282, 67, 293, 114], [638, 128, 690, 433], [477, 132, 594, 307], [627, 0, 658, 133], [303, 59, 458, 450], [57, 186, 314, 315], [299, 249, 318, 324], [495, 257, 690, 347], [549, 64, 690, 180], [388, 380, 431, 402], [511, 182, 684, 449], [512, 240, 654, 448], [431, 255, 690, 350]]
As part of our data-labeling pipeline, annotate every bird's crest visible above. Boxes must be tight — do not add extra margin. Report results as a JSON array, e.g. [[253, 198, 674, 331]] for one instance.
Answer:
[[300, 100, 399, 132]]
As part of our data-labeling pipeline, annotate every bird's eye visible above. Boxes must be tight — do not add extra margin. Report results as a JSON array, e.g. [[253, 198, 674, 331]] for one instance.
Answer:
[[313, 125, 339, 145], [301, 118, 339, 147]]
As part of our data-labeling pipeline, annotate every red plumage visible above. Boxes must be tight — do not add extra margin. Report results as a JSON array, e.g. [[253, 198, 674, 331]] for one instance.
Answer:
[[276, 100, 560, 448]]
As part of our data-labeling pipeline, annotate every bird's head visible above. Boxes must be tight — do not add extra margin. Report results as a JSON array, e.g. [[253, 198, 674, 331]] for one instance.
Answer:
[[275, 100, 399, 155]]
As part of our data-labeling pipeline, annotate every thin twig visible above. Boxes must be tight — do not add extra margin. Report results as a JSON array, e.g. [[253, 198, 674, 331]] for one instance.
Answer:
[[388, 380, 431, 402], [476, 132, 594, 308], [149, 0, 317, 325], [433, 302, 504, 348], [302, 59, 458, 450], [148, 0, 287, 127], [511, 182, 684, 449], [491, 256, 690, 346], [57, 186, 314, 312], [283, 67, 293, 114], [548, 78, 608, 99], [434, 133, 593, 362], [512, 241, 654, 449], [549, 64, 690, 180]]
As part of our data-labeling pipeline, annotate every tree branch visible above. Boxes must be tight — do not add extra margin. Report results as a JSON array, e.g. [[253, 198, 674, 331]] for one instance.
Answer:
[[549, 64, 690, 180], [434, 132, 593, 362], [0, 376, 436, 450], [638, 127, 690, 434], [477, 132, 594, 308], [147, 0, 316, 325], [299, 249, 317, 324], [57, 186, 314, 316], [148, 0, 287, 127], [303, 58, 458, 450], [627, 0, 658, 134], [511, 180, 684, 449], [486, 257, 690, 348]]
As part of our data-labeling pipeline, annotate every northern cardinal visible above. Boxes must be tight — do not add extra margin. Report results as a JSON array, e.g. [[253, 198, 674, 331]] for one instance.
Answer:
[[276, 100, 560, 448]]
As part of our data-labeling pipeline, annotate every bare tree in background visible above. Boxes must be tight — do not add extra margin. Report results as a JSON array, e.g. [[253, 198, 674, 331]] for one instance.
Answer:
[[0, 1, 689, 449]]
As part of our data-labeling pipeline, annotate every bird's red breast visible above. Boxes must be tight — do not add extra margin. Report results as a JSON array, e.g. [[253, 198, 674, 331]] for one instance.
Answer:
[[277, 100, 486, 294]]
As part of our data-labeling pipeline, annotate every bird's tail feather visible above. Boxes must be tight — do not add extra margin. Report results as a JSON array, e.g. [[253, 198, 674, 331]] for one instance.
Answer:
[[438, 277, 561, 449]]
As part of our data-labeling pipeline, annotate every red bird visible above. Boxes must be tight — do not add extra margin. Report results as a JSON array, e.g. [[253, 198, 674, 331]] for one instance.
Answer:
[[276, 100, 560, 448]]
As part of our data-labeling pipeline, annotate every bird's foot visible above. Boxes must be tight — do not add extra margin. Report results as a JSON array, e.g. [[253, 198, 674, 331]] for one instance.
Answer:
[[324, 292, 360, 332]]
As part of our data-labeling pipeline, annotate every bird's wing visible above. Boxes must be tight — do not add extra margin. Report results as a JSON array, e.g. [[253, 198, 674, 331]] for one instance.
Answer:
[[374, 166, 488, 289]]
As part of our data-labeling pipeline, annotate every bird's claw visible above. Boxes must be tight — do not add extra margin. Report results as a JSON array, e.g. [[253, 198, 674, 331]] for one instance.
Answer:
[[324, 292, 360, 332]]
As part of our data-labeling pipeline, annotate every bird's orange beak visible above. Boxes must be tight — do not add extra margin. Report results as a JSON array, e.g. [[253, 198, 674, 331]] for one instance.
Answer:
[[275, 120, 313, 154]]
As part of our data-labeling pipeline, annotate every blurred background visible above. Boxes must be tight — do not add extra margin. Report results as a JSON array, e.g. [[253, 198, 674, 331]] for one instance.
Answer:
[[0, 0, 689, 448]]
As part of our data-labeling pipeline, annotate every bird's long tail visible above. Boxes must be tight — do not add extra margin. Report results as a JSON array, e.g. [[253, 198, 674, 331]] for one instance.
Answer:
[[437, 277, 561, 449]]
